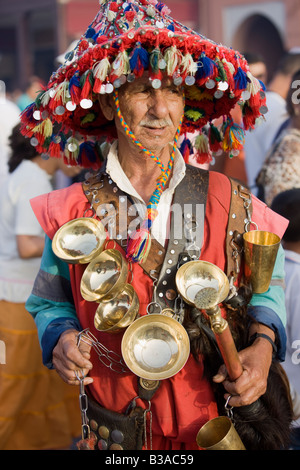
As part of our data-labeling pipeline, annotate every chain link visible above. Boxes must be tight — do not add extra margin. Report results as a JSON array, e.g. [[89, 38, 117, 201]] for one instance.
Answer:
[[75, 370, 90, 440], [77, 329, 128, 373]]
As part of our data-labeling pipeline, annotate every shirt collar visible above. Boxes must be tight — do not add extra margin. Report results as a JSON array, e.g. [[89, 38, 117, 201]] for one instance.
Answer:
[[105, 140, 186, 203]]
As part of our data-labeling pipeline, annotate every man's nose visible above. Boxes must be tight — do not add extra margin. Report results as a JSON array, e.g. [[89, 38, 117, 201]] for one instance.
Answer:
[[148, 90, 169, 118]]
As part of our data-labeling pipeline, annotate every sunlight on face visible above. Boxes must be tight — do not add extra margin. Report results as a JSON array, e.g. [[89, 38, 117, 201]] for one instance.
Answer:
[[115, 74, 185, 153]]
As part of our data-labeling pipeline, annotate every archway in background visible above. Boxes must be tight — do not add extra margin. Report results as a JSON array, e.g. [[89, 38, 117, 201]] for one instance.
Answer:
[[233, 14, 285, 83]]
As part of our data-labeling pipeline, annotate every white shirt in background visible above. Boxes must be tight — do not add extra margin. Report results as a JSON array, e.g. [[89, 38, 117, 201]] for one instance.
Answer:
[[0, 160, 52, 302]]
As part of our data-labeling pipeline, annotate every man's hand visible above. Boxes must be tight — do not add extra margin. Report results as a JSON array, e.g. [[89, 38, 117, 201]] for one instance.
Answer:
[[52, 329, 94, 386], [213, 329, 274, 407]]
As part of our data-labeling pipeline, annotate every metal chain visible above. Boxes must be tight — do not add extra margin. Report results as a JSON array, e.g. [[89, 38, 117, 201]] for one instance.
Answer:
[[75, 370, 90, 440], [77, 329, 128, 373]]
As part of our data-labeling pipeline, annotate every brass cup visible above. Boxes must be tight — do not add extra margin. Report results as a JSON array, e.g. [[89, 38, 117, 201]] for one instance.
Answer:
[[94, 284, 140, 333], [80, 249, 128, 302], [52, 217, 106, 264], [243, 230, 281, 293], [121, 314, 190, 380], [196, 416, 245, 450], [175, 260, 230, 309]]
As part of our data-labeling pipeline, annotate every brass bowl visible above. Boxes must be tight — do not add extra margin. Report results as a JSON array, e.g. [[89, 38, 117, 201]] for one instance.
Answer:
[[94, 284, 140, 333], [175, 260, 229, 309], [52, 217, 106, 264], [121, 314, 190, 380], [80, 249, 128, 302]]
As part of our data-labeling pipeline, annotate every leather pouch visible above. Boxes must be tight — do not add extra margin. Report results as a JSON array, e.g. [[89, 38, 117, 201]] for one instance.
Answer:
[[85, 396, 145, 450]]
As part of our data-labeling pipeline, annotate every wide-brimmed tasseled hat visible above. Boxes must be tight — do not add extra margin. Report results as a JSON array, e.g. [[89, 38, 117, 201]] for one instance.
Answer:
[[20, 0, 267, 170]]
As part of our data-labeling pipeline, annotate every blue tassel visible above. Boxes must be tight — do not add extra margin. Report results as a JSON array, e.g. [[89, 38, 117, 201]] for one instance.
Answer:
[[258, 79, 266, 91], [234, 66, 248, 91], [85, 27, 96, 39], [196, 54, 217, 80], [179, 137, 193, 163], [129, 43, 149, 76], [69, 73, 82, 103], [21, 102, 36, 120], [78, 141, 98, 168]]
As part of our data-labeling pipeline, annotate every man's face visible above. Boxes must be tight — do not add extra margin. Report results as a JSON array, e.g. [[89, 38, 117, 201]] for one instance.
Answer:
[[249, 61, 268, 84], [114, 74, 185, 154]]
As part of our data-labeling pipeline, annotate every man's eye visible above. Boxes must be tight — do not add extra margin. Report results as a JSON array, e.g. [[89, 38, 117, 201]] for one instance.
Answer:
[[136, 87, 150, 94], [168, 87, 181, 94]]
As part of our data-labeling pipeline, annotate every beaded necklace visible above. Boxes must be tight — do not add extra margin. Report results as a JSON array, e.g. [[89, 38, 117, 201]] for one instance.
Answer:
[[113, 90, 183, 263]]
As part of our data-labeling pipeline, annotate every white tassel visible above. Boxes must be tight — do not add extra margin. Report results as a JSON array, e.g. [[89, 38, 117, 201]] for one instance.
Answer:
[[40, 90, 51, 107], [52, 81, 70, 104], [164, 46, 182, 76], [246, 71, 261, 96], [223, 59, 235, 75], [181, 53, 198, 76], [93, 58, 111, 82], [112, 50, 130, 77]]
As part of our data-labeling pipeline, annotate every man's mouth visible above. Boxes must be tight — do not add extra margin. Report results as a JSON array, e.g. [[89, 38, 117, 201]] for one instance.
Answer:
[[140, 118, 172, 129]]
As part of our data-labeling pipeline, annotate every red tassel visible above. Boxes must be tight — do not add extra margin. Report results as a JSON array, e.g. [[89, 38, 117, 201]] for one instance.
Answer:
[[81, 73, 92, 100], [49, 141, 62, 158]]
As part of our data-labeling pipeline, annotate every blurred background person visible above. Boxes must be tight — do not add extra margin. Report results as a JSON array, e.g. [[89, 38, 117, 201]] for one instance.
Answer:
[[0, 124, 81, 450], [15, 76, 45, 112], [271, 188, 300, 450], [0, 88, 20, 186], [256, 68, 300, 206], [244, 50, 300, 196]]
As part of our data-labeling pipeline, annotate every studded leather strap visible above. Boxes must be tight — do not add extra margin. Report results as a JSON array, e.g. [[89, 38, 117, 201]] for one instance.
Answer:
[[225, 180, 253, 280]]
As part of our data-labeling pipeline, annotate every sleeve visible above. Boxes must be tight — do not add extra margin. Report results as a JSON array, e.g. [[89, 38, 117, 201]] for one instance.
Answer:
[[15, 179, 52, 236], [25, 235, 81, 368], [247, 244, 287, 361]]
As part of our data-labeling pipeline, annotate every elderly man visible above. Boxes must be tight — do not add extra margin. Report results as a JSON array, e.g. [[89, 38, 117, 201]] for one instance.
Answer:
[[22, 0, 292, 451]]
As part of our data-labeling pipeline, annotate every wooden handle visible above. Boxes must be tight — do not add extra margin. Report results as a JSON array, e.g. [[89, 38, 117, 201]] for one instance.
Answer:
[[214, 325, 243, 381]]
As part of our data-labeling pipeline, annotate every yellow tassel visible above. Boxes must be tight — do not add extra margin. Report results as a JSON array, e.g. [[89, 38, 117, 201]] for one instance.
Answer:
[[194, 133, 209, 153], [32, 118, 53, 138], [185, 86, 214, 101], [64, 136, 80, 163]]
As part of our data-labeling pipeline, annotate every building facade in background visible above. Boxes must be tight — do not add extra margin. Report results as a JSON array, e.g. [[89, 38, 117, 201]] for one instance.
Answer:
[[0, 0, 299, 94]]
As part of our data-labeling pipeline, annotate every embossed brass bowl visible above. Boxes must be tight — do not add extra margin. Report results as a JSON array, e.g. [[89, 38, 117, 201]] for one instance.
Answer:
[[121, 314, 190, 380], [52, 217, 106, 264], [175, 260, 229, 309], [94, 284, 140, 333], [80, 249, 128, 302]]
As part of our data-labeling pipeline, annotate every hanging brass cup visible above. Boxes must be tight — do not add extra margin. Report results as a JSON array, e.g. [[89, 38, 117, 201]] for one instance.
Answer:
[[243, 230, 281, 293], [94, 284, 140, 333], [196, 416, 245, 450], [52, 217, 106, 264], [176, 260, 246, 449], [80, 249, 128, 302], [121, 314, 190, 380]]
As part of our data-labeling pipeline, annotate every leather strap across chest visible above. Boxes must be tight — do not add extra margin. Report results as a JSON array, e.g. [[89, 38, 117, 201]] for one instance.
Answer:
[[82, 169, 253, 301], [82, 165, 209, 279]]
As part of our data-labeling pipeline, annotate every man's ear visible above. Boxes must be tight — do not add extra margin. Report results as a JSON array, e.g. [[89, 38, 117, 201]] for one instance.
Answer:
[[98, 94, 115, 121]]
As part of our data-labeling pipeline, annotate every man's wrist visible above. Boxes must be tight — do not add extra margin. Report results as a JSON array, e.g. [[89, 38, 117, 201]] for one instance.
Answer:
[[249, 332, 277, 355]]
